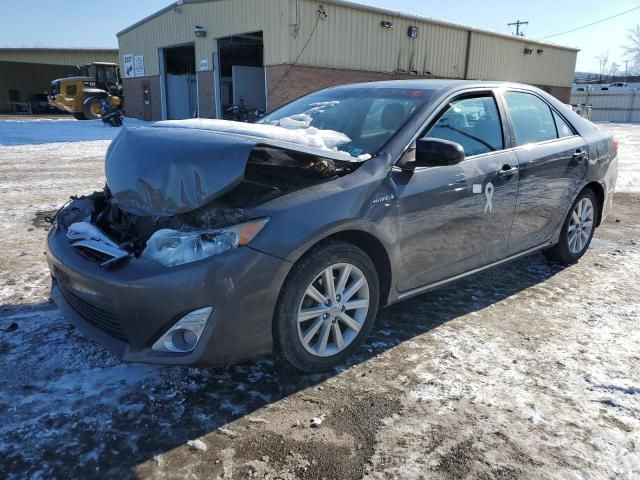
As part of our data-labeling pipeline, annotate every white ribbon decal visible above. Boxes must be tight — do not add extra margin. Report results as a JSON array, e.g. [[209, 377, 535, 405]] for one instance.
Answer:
[[484, 182, 494, 214]]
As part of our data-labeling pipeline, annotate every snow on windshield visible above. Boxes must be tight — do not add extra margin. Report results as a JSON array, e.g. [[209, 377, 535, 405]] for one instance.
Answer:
[[155, 114, 371, 162]]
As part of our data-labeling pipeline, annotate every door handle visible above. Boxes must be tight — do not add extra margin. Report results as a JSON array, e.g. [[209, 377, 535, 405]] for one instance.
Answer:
[[497, 164, 518, 177], [573, 149, 587, 161]]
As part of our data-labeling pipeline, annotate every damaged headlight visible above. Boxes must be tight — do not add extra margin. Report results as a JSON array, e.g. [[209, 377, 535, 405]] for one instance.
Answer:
[[141, 218, 269, 267]]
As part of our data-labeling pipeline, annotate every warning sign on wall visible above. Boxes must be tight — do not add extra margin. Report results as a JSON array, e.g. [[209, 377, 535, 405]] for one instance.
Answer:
[[134, 55, 145, 77]]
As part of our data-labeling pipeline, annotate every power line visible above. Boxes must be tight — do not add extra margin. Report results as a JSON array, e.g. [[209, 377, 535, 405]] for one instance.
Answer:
[[291, 13, 322, 67], [537, 5, 640, 40], [267, 7, 325, 99]]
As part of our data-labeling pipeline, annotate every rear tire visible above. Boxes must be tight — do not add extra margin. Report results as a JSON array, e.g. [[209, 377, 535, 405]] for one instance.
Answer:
[[83, 97, 102, 120], [72, 112, 86, 120], [275, 240, 380, 372], [544, 188, 598, 264]]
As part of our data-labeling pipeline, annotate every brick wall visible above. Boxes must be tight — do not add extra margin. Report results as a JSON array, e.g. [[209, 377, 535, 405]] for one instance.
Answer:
[[265, 65, 438, 110], [197, 71, 215, 118], [123, 73, 217, 121], [533, 84, 571, 103], [266, 64, 572, 110], [122, 76, 161, 121]]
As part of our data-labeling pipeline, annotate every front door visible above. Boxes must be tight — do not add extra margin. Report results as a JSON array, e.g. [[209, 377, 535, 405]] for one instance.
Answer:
[[394, 92, 519, 292]]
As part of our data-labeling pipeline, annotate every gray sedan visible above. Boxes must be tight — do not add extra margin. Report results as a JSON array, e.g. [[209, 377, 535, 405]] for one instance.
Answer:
[[46, 80, 618, 372]]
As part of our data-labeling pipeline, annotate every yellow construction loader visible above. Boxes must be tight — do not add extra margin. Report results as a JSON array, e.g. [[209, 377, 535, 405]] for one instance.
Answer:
[[48, 62, 122, 120]]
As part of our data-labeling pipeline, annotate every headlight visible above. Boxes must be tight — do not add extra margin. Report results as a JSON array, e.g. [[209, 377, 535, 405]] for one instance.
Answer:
[[141, 218, 269, 267]]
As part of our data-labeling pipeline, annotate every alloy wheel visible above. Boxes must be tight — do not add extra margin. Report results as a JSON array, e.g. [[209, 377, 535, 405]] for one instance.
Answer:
[[567, 197, 594, 254], [296, 263, 370, 357]]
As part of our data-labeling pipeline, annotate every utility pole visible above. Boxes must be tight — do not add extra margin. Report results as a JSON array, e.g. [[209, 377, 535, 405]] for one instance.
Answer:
[[508, 20, 529, 37], [624, 60, 629, 82]]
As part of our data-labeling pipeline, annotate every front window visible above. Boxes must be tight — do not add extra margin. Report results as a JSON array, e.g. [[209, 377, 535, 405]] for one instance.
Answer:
[[259, 87, 431, 158], [422, 95, 504, 156]]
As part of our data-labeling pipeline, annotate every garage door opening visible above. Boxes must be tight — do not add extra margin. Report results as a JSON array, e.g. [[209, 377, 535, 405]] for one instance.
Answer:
[[163, 44, 197, 119], [216, 31, 265, 121]]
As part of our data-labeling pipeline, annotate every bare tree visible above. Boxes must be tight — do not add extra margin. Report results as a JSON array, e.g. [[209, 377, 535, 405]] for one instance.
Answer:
[[623, 25, 640, 75], [608, 62, 620, 81], [596, 52, 610, 81]]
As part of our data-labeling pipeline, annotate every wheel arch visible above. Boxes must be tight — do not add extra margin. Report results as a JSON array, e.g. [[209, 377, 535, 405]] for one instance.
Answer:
[[326, 230, 392, 307], [583, 181, 605, 227], [275, 226, 394, 309], [82, 88, 108, 97]]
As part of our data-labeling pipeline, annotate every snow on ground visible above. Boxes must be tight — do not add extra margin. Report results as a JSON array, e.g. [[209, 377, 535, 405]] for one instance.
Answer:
[[597, 122, 640, 193], [0, 117, 147, 146], [0, 119, 638, 479]]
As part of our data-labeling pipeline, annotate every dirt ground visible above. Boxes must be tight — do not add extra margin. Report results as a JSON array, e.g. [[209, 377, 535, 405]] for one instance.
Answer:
[[0, 121, 638, 479]]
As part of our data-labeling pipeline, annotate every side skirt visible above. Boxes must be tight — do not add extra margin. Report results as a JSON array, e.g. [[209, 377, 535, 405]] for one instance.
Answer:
[[395, 242, 552, 302]]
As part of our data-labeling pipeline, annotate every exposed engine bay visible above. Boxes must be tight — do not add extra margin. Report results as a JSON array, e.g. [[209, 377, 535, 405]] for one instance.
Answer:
[[57, 144, 356, 258]]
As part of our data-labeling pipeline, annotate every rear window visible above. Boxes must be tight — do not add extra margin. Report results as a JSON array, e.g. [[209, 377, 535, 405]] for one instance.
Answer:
[[503, 91, 557, 145], [259, 87, 432, 158]]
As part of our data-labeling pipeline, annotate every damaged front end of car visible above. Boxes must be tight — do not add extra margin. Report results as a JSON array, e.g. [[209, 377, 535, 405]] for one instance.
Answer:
[[52, 123, 362, 269], [45, 122, 370, 364]]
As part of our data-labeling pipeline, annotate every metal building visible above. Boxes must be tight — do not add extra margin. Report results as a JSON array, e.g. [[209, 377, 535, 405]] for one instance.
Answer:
[[0, 48, 119, 113], [117, 0, 578, 121]]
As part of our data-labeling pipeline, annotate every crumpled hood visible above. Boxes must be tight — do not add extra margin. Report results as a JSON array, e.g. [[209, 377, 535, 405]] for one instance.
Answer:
[[105, 126, 256, 216]]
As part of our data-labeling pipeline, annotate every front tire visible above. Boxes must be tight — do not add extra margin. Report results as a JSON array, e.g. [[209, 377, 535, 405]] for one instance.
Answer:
[[275, 240, 380, 372], [83, 97, 102, 120], [544, 188, 598, 264]]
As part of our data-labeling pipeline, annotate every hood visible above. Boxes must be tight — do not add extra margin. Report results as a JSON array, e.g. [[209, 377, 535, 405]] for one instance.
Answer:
[[105, 126, 256, 216]]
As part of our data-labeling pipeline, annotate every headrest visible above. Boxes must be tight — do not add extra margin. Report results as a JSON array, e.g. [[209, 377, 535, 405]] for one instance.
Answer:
[[381, 103, 405, 130]]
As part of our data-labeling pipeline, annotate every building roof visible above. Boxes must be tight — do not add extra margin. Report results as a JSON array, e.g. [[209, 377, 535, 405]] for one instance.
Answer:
[[0, 47, 118, 53], [0, 48, 119, 66], [116, 0, 579, 52]]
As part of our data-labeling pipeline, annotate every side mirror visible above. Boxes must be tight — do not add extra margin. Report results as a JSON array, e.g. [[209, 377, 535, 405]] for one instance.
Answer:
[[401, 137, 465, 169]]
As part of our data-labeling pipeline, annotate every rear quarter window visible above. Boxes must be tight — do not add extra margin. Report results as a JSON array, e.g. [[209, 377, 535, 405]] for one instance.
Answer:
[[553, 111, 575, 137]]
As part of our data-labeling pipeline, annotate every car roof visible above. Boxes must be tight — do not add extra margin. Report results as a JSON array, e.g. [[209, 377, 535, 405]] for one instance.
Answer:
[[332, 79, 536, 93]]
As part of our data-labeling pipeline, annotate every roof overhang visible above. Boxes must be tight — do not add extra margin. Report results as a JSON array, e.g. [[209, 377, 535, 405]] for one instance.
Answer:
[[115, 0, 579, 52]]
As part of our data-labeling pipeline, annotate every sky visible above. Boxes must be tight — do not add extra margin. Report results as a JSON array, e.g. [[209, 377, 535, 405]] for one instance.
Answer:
[[1, 0, 638, 73]]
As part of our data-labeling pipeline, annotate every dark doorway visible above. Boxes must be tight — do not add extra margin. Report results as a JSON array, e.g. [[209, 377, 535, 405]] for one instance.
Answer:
[[163, 44, 197, 119], [217, 31, 265, 119]]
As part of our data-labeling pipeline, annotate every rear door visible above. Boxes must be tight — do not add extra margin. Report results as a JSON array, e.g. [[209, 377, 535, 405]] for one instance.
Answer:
[[499, 90, 588, 252], [394, 91, 519, 292]]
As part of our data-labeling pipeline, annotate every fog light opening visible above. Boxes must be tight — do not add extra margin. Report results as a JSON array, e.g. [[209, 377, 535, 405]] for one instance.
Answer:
[[170, 328, 198, 352], [152, 306, 213, 354]]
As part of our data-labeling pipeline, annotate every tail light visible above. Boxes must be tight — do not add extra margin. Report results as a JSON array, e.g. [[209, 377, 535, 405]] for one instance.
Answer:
[[612, 138, 619, 150]]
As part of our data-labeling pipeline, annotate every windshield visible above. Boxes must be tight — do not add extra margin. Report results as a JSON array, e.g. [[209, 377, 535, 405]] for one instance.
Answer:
[[259, 86, 431, 158], [97, 66, 119, 85]]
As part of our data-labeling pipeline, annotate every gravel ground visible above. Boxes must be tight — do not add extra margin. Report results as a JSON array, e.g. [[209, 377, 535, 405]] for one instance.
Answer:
[[0, 120, 638, 479]]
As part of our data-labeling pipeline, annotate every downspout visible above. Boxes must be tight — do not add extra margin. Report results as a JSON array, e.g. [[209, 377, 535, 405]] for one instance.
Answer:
[[464, 30, 472, 80]]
